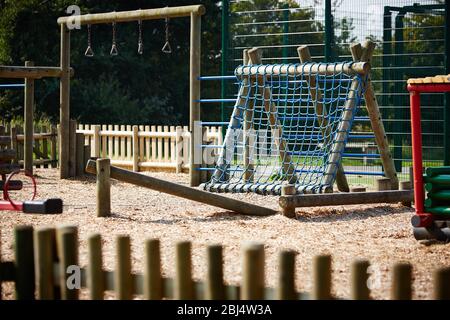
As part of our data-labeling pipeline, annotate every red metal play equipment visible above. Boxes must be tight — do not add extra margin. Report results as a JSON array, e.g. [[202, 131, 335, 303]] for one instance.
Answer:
[[0, 170, 62, 214], [407, 75, 450, 241]]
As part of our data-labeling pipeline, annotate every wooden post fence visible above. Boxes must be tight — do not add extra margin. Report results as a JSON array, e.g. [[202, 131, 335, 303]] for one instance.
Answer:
[[0, 225, 449, 300]]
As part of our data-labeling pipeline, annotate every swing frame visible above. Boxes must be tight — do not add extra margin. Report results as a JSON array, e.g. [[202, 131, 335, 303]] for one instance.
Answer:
[[57, 5, 205, 179]]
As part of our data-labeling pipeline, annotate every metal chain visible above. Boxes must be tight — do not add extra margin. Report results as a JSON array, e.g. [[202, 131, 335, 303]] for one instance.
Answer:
[[162, 17, 172, 54], [87, 24, 92, 47], [138, 20, 143, 55], [165, 17, 169, 43], [84, 24, 94, 57], [110, 21, 118, 56]]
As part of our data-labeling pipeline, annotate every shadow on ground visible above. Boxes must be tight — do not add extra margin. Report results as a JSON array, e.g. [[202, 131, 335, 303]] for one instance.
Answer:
[[296, 205, 413, 223]]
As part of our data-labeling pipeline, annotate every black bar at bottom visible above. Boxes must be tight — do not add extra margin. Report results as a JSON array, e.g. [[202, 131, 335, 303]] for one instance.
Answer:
[[22, 198, 63, 214], [413, 226, 450, 241]]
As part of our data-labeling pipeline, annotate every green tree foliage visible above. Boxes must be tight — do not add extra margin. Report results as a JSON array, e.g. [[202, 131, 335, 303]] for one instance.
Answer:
[[332, 16, 357, 58], [229, 0, 325, 64], [0, 0, 221, 124], [403, 11, 444, 69]]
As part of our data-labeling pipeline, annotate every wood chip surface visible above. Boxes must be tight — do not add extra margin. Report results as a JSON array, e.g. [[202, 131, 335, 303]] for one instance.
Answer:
[[1, 169, 449, 300]]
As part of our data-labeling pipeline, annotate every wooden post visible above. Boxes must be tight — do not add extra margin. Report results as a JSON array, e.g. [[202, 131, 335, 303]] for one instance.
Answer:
[[297, 46, 349, 192], [109, 124, 115, 160], [41, 125, 48, 168], [350, 41, 399, 190], [59, 23, 71, 178], [132, 125, 139, 172], [100, 125, 106, 158], [17, 125, 23, 162], [126, 125, 132, 161], [34, 124, 41, 169], [144, 239, 163, 300], [201, 126, 208, 182], [24, 61, 35, 175], [312, 255, 332, 300], [376, 177, 392, 191], [167, 126, 176, 162], [10, 126, 18, 164], [206, 244, 225, 300], [278, 250, 297, 300], [175, 241, 194, 299], [281, 185, 296, 218], [241, 243, 265, 300], [51, 125, 57, 168], [96, 158, 111, 217], [83, 145, 91, 168], [76, 132, 85, 176], [351, 260, 370, 300], [34, 227, 56, 299], [163, 125, 169, 162], [56, 225, 79, 300], [391, 263, 412, 300], [399, 181, 412, 207], [88, 233, 104, 300], [189, 12, 202, 186], [350, 187, 366, 192], [175, 126, 183, 173], [115, 124, 121, 159], [409, 166, 414, 187], [14, 225, 35, 300], [434, 267, 450, 300], [150, 125, 156, 161], [115, 235, 133, 300], [93, 125, 101, 157], [138, 125, 144, 164]]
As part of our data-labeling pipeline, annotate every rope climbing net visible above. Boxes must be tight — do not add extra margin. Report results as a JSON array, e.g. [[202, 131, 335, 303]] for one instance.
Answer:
[[202, 61, 366, 195]]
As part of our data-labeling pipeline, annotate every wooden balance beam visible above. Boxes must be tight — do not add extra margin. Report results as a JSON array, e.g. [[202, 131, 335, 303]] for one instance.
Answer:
[[86, 159, 277, 217], [279, 190, 414, 216]]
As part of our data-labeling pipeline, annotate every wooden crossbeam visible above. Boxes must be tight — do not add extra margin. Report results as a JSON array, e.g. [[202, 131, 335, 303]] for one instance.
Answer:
[[235, 62, 369, 77], [0, 66, 74, 79], [57, 5, 205, 26]]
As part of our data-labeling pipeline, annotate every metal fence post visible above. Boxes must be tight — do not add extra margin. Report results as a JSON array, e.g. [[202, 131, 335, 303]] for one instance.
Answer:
[[221, 0, 230, 125], [324, 0, 334, 62]]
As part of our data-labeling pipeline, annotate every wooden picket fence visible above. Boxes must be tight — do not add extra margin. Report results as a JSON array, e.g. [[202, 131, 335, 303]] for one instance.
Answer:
[[77, 124, 223, 173], [2, 224, 450, 300], [0, 123, 57, 168]]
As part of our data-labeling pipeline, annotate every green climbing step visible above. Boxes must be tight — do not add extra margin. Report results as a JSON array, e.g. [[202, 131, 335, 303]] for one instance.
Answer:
[[423, 175, 450, 187], [425, 206, 450, 215], [427, 190, 450, 201], [425, 198, 450, 208], [425, 183, 448, 192], [426, 166, 450, 177]]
